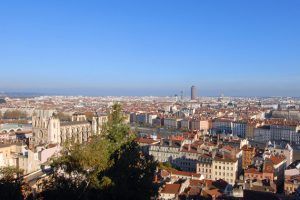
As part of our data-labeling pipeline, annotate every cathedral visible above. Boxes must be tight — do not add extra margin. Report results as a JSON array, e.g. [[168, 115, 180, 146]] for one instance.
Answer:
[[32, 110, 107, 145]]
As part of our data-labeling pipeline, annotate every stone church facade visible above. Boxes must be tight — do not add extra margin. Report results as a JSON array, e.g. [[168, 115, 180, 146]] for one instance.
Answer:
[[32, 110, 107, 145]]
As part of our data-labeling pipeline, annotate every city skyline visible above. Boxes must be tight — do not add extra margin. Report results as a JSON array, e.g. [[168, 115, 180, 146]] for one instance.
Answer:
[[1, 1, 300, 96]]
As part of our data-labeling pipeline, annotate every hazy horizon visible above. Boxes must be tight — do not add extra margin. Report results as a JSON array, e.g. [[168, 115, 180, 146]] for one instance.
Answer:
[[1, 88, 300, 98]]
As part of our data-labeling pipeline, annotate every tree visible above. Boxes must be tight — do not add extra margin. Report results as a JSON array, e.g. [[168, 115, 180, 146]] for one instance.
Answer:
[[102, 103, 133, 152], [56, 112, 71, 122], [39, 103, 158, 200], [38, 139, 110, 199], [0, 167, 24, 200], [3, 110, 27, 120], [98, 141, 158, 200]]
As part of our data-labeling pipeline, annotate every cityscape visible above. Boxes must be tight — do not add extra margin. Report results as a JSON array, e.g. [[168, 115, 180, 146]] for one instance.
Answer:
[[1, 1, 300, 200]]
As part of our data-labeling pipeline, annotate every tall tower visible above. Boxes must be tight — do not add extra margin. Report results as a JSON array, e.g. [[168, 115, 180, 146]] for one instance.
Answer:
[[180, 91, 183, 101], [191, 86, 197, 100]]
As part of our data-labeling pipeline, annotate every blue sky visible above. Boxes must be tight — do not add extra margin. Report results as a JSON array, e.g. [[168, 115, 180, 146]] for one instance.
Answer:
[[0, 0, 299, 96]]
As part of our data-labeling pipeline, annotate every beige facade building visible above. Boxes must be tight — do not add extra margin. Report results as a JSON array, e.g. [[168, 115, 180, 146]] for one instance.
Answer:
[[212, 156, 238, 185]]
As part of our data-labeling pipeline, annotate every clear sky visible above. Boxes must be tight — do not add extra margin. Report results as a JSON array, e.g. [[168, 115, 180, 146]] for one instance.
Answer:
[[0, 0, 299, 96]]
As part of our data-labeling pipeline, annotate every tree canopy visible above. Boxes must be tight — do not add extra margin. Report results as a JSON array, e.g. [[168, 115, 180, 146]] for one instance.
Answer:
[[3, 110, 27, 120], [55, 112, 72, 122], [0, 167, 24, 200], [38, 103, 158, 200]]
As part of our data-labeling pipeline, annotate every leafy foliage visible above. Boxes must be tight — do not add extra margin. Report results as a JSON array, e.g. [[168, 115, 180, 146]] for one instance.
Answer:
[[158, 161, 182, 171], [3, 110, 27, 120], [38, 103, 158, 200], [98, 141, 158, 200], [55, 112, 72, 122], [0, 167, 24, 200]]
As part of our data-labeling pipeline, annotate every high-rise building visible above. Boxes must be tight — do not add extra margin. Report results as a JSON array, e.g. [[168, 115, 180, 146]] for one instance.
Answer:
[[191, 85, 197, 100]]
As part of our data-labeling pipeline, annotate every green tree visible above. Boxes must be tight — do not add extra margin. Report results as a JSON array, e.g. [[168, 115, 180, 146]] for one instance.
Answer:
[[3, 110, 27, 120], [0, 167, 24, 200], [55, 112, 71, 122], [98, 141, 158, 200], [102, 103, 133, 152], [39, 103, 158, 200], [48, 137, 110, 187]]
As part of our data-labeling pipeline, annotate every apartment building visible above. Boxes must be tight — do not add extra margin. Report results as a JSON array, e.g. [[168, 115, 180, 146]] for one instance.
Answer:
[[180, 119, 191, 130], [149, 138, 182, 163], [196, 154, 212, 179], [284, 160, 300, 195], [232, 121, 247, 138], [164, 118, 182, 129], [242, 145, 256, 169], [266, 143, 293, 165], [212, 119, 232, 133], [253, 125, 271, 142], [191, 119, 211, 133], [0, 143, 23, 167], [212, 155, 238, 185]]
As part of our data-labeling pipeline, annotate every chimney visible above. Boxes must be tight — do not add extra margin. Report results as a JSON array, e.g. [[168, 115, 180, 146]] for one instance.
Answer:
[[188, 144, 191, 151]]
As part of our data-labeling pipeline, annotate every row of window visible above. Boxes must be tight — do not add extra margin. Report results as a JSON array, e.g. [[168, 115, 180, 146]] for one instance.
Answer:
[[215, 166, 234, 170], [215, 172, 234, 177], [199, 168, 211, 173]]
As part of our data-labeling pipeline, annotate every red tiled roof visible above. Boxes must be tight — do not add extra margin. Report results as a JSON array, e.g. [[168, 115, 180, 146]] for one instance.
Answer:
[[269, 155, 286, 165], [161, 184, 181, 194], [135, 137, 159, 145], [168, 169, 201, 178]]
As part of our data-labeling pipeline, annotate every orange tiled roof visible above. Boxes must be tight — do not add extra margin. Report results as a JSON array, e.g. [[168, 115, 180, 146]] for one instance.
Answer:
[[269, 155, 286, 165], [161, 184, 181, 194], [168, 169, 201, 178]]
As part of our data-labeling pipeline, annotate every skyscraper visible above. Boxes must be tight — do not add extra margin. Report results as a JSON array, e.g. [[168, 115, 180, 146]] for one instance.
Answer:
[[191, 86, 197, 100]]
